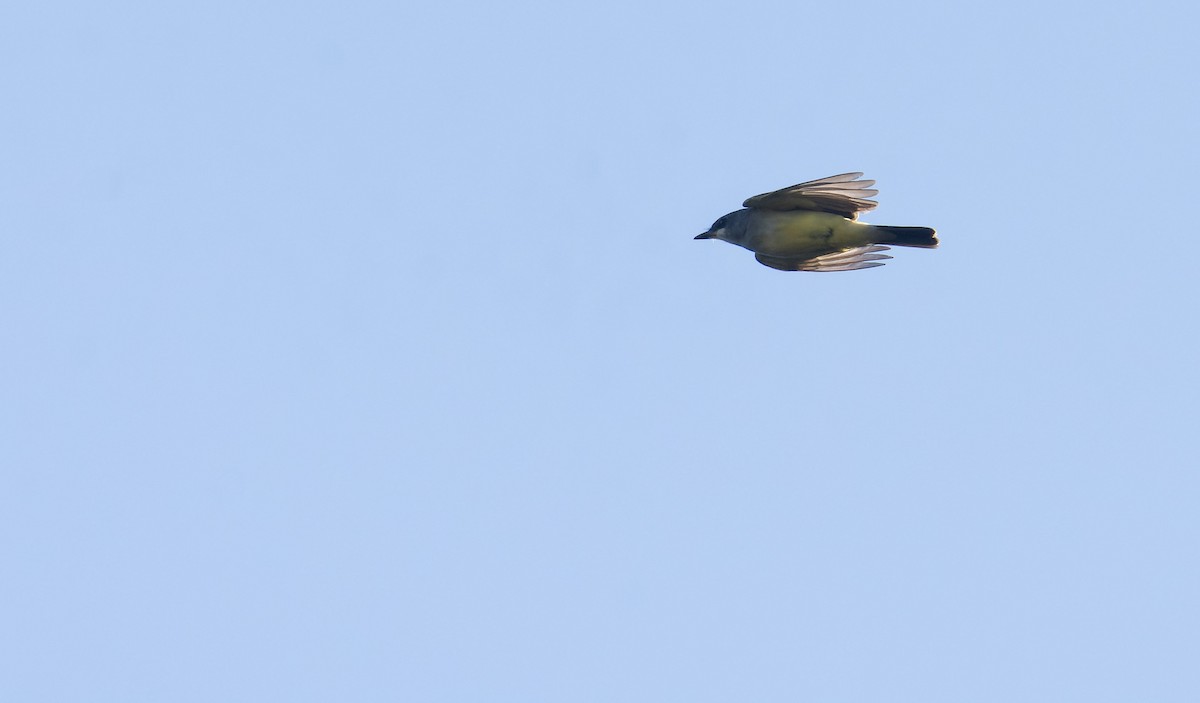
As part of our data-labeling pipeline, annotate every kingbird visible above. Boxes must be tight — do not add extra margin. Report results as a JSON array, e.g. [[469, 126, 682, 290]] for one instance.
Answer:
[[695, 172, 937, 271]]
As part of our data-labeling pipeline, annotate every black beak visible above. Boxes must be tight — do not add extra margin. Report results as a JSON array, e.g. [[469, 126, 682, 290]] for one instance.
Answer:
[[694, 232, 714, 240]]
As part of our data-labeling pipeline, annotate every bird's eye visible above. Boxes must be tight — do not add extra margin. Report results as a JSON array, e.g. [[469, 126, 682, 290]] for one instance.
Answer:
[[713, 217, 727, 229]]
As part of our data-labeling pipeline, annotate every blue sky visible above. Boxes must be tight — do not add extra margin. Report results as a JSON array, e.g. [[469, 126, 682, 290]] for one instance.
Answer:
[[3, 1, 1198, 701]]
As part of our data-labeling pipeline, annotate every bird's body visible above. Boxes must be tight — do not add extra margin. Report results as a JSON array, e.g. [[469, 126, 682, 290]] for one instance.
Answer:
[[720, 209, 877, 258], [695, 173, 937, 271]]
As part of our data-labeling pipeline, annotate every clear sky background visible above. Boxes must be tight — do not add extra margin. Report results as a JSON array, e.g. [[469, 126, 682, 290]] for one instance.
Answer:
[[3, 1, 1198, 701]]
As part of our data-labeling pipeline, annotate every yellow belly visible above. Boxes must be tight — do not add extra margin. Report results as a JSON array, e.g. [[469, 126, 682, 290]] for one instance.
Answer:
[[749, 211, 876, 257]]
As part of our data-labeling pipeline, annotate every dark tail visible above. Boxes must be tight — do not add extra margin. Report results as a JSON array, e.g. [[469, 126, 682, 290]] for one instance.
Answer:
[[875, 225, 938, 249]]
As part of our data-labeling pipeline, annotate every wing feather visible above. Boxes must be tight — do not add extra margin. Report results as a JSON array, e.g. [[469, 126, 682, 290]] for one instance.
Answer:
[[742, 172, 879, 219], [754, 245, 892, 272]]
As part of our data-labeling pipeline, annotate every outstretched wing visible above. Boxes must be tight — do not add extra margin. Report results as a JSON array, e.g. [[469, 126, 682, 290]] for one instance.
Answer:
[[742, 172, 878, 219], [754, 245, 892, 272]]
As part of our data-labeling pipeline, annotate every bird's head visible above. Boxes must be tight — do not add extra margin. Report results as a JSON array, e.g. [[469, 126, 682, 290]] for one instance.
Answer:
[[695, 210, 747, 244]]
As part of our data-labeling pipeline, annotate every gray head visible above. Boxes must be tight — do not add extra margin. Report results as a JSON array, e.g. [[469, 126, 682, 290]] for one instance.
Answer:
[[694, 209, 751, 245]]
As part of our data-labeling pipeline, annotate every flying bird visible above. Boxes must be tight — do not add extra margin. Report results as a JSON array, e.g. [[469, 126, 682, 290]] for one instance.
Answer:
[[695, 172, 937, 271]]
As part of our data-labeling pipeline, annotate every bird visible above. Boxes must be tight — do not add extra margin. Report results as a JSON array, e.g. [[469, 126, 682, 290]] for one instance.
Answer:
[[694, 172, 937, 271]]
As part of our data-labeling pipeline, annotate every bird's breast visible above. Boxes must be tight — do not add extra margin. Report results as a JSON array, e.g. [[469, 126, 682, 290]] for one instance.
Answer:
[[746, 211, 873, 257]]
